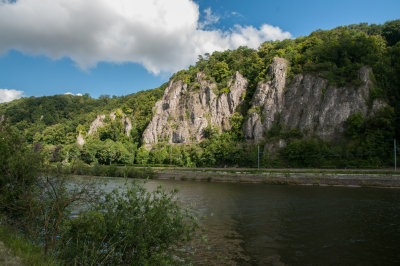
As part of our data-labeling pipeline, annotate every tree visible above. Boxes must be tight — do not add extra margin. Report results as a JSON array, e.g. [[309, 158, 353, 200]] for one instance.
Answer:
[[382, 20, 400, 46], [136, 146, 150, 164], [211, 61, 231, 83], [0, 122, 42, 221]]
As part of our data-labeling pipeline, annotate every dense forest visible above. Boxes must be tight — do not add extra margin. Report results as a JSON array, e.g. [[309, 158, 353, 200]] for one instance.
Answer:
[[1, 20, 400, 168]]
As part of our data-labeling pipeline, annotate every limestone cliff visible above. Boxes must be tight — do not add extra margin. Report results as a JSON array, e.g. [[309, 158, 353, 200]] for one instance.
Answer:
[[142, 71, 248, 147], [244, 57, 383, 142]]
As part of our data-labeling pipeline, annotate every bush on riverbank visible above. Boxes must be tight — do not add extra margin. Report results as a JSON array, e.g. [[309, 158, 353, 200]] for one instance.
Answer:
[[57, 184, 197, 265], [46, 161, 155, 179]]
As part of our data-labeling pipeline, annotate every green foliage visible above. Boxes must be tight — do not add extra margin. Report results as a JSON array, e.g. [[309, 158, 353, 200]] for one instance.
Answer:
[[382, 20, 400, 46], [219, 87, 230, 95], [211, 61, 232, 83], [202, 124, 219, 139], [230, 112, 244, 140], [136, 146, 150, 164], [98, 120, 126, 142], [279, 138, 336, 168], [248, 106, 261, 115], [115, 109, 123, 118], [0, 225, 56, 265], [171, 65, 199, 87], [199, 132, 244, 167], [278, 107, 395, 168], [345, 113, 364, 139], [58, 183, 198, 265], [284, 128, 304, 140], [0, 123, 43, 220]]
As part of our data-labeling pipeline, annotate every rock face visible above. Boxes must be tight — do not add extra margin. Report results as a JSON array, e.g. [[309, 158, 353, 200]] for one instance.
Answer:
[[77, 110, 133, 145], [109, 109, 133, 136], [244, 57, 380, 142], [88, 115, 106, 135], [76, 131, 85, 146], [124, 117, 132, 137], [143, 71, 248, 148]]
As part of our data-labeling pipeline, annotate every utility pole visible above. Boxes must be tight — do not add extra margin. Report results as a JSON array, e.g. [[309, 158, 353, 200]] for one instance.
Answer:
[[110, 150, 113, 166], [394, 139, 397, 171], [170, 146, 172, 165]]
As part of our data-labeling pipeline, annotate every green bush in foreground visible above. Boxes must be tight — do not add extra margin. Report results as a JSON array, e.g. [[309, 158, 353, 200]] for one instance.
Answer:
[[57, 183, 198, 265]]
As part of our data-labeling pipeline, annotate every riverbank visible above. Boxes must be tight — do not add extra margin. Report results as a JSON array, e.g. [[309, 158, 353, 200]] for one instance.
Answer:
[[153, 168, 400, 188], [51, 163, 400, 188]]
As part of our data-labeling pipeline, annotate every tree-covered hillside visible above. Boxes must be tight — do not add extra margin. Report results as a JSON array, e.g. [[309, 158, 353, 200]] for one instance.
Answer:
[[1, 20, 400, 168]]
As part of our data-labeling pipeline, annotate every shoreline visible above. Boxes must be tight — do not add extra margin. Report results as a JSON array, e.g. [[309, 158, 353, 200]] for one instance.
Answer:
[[152, 168, 400, 188]]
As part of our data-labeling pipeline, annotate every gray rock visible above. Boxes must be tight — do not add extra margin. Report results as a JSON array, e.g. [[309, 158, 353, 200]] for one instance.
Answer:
[[245, 58, 385, 142], [88, 114, 106, 135], [143, 71, 248, 148], [124, 117, 132, 137], [76, 131, 85, 146]]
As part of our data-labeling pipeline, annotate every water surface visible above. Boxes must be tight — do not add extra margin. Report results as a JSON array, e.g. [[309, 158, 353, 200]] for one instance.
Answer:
[[77, 177, 400, 265]]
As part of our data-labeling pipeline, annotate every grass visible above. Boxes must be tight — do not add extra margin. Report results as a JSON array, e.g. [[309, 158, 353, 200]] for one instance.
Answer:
[[0, 225, 56, 266]]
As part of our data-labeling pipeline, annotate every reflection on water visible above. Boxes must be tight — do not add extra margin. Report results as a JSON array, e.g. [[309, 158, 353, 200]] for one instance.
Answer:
[[75, 176, 400, 265]]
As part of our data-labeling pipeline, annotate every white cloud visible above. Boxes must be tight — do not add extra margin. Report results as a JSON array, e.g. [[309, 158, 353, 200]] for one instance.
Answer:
[[198, 8, 220, 29], [64, 92, 82, 96], [0, 89, 24, 103], [0, 0, 291, 74]]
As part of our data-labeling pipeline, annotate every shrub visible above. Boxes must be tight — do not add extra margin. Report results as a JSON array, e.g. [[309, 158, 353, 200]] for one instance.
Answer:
[[57, 183, 198, 265]]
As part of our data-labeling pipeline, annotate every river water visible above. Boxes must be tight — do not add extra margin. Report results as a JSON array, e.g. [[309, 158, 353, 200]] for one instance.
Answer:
[[78, 177, 400, 265]]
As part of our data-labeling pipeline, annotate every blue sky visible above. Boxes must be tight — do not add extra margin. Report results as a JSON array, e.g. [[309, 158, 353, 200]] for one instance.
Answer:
[[0, 0, 399, 102]]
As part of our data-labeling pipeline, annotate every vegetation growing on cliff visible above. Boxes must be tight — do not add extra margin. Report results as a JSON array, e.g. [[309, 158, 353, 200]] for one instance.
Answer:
[[1, 20, 400, 168]]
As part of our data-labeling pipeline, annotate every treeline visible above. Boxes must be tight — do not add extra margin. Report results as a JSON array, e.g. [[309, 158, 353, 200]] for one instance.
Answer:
[[1, 20, 400, 168]]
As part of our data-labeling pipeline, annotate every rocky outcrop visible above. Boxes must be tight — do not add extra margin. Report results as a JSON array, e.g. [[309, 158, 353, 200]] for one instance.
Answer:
[[110, 109, 133, 136], [76, 131, 85, 146], [124, 117, 132, 137], [143, 71, 248, 148], [77, 110, 133, 145], [245, 57, 382, 142], [88, 114, 106, 135]]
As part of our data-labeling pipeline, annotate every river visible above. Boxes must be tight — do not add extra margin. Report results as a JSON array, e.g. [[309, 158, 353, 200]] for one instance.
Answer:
[[76, 176, 400, 265]]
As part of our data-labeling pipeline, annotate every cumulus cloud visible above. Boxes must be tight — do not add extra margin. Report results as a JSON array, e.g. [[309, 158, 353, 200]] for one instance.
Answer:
[[0, 89, 24, 103], [0, 0, 291, 74]]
